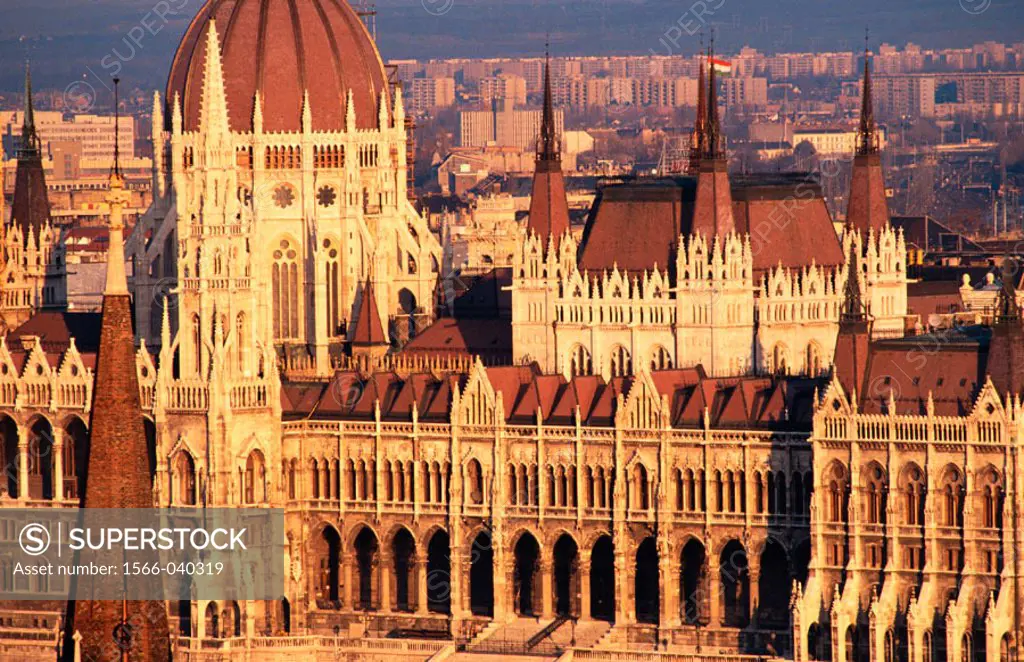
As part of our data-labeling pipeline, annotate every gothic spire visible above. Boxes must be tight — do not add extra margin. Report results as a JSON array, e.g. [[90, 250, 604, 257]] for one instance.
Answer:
[[526, 43, 571, 245], [689, 52, 707, 173], [199, 19, 230, 137], [104, 78, 129, 296], [538, 41, 559, 163], [857, 39, 877, 156], [705, 44, 721, 160], [20, 61, 40, 157], [10, 60, 50, 248], [846, 33, 891, 234]]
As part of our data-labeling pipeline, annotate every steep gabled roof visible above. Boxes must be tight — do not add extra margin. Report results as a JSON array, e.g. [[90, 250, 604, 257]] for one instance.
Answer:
[[350, 280, 388, 346]]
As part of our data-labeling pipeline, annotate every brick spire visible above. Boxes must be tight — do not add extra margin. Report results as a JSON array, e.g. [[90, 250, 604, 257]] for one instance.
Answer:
[[9, 61, 51, 249], [62, 78, 171, 662], [526, 46, 571, 246], [691, 43, 735, 239], [846, 42, 891, 233]]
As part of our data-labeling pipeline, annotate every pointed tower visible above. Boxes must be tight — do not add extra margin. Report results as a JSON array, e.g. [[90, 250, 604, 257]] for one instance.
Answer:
[[10, 61, 51, 248], [846, 44, 890, 234], [987, 257, 1024, 396], [1, 61, 66, 330], [348, 279, 389, 368], [832, 237, 872, 399], [62, 79, 171, 662], [526, 48, 571, 247], [691, 46, 736, 239], [688, 54, 707, 174]]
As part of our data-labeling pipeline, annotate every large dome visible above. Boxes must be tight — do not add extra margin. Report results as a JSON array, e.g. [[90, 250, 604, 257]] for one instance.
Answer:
[[167, 0, 389, 133]]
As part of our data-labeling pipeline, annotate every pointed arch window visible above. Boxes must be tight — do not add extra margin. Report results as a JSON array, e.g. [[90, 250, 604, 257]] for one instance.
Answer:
[[272, 239, 300, 340], [323, 239, 340, 337]]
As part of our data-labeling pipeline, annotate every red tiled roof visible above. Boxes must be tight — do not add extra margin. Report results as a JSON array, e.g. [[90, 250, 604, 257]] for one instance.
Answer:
[[846, 152, 890, 234], [287, 366, 814, 430], [578, 174, 844, 276], [402, 318, 512, 362], [8, 311, 103, 353], [527, 159, 571, 244]]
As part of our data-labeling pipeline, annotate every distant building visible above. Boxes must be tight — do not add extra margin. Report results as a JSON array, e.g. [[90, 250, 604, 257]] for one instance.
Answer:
[[719, 77, 769, 108], [873, 74, 938, 117], [406, 77, 456, 112], [1, 110, 134, 162], [479, 73, 527, 106], [792, 126, 887, 156], [458, 99, 564, 150]]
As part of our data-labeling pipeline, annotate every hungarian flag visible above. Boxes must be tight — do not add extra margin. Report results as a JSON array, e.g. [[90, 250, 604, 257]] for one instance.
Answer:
[[710, 58, 732, 74]]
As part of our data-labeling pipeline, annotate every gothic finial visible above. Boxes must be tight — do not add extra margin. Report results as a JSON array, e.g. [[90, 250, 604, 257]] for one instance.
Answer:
[[842, 234, 865, 322]]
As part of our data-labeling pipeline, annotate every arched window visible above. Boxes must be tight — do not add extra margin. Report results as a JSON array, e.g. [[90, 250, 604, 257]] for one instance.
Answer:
[[941, 466, 965, 527], [825, 463, 849, 523], [272, 239, 300, 339], [175, 452, 197, 505], [244, 450, 266, 504], [323, 239, 340, 337], [610, 345, 632, 378], [569, 345, 592, 377], [235, 313, 246, 373], [310, 460, 321, 499], [901, 464, 925, 526], [650, 345, 673, 370], [772, 343, 789, 375], [863, 464, 887, 525], [632, 464, 649, 510], [805, 342, 823, 376], [466, 459, 484, 505], [981, 467, 1003, 529], [191, 314, 202, 375]]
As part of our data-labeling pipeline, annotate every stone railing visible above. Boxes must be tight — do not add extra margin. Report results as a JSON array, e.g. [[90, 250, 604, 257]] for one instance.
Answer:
[[176, 635, 447, 660], [164, 381, 210, 411], [230, 380, 268, 409]]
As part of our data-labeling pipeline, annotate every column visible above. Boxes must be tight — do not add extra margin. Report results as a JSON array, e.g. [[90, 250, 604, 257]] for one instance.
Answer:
[[52, 427, 64, 501], [342, 560, 353, 609], [579, 553, 592, 621], [707, 561, 721, 627], [615, 545, 631, 624], [748, 556, 761, 625], [379, 554, 392, 613], [416, 558, 429, 615], [17, 425, 28, 501], [196, 600, 207, 640], [540, 558, 554, 619]]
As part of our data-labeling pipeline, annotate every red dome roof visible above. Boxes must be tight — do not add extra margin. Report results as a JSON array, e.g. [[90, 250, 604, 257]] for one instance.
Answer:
[[167, 0, 388, 133]]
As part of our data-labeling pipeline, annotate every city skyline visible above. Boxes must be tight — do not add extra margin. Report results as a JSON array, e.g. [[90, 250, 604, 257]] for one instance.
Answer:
[[1, 0, 1023, 92]]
